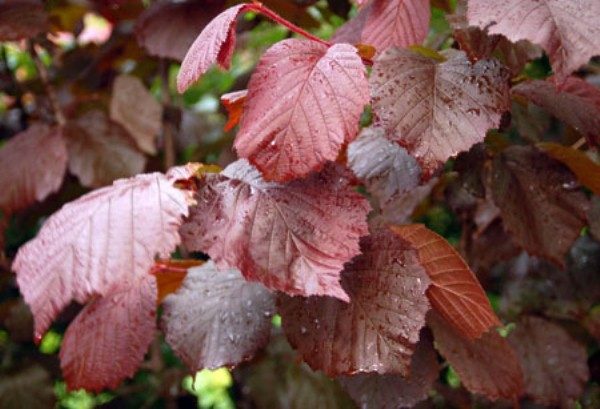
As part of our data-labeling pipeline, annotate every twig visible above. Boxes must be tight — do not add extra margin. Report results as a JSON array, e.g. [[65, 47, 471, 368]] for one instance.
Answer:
[[571, 137, 586, 150], [28, 41, 66, 127]]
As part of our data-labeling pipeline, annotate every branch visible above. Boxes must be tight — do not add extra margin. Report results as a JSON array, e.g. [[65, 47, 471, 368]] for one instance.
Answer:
[[28, 42, 66, 127]]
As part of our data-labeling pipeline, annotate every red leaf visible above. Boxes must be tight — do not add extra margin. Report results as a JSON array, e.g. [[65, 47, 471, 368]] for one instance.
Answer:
[[508, 316, 589, 407], [334, 0, 430, 53], [162, 261, 275, 371], [390, 224, 500, 339], [13, 173, 189, 338], [513, 77, 600, 145], [279, 228, 431, 376], [467, 0, 600, 80], [347, 126, 421, 208], [151, 259, 203, 304], [110, 74, 163, 155], [180, 160, 370, 300], [339, 331, 439, 409], [371, 48, 511, 176], [60, 275, 157, 392], [177, 4, 248, 93], [0, 124, 67, 214], [0, 0, 48, 41], [428, 313, 524, 402], [221, 89, 247, 132], [135, 0, 225, 61], [491, 145, 589, 266], [64, 110, 146, 188], [234, 39, 369, 182]]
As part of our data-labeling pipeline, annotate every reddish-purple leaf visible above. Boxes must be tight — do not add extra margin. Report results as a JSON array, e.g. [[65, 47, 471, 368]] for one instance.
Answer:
[[0, 0, 48, 41], [513, 77, 600, 145], [177, 4, 248, 92], [221, 89, 247, 131], [333, 0, 430, 53], [347, 127, 421, 208], [180, 160, 370, 301], [0, 124, 67, 214], [279, 228, 431, 376], [508, 316, 590, 407], [371, 48, 510, 176], [467, 0, 600, 80], [234, 39, 369, 181], [135, 0, 225, 61], [491, 145, 589, 267], [13, 173, 189, 338], [376, 177, 439, 225], [60, 275, 157, 392], [162, 261, 275, 371], [110, 75, 163, 155], [391, 224, 500, 339], [428, 313, 524, 402], [64, 110, 146, 188], [339, 332, 439, 409]]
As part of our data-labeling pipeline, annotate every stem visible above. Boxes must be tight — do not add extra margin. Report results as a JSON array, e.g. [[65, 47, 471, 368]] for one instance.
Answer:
[[28, 42, 66, 127], [160, 60, 176, 170], [571, 137, 586, 150], [249, 2, 331, 47]]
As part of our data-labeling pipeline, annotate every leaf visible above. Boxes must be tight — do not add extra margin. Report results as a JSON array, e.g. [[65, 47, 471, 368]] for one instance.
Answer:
[[279, 228, 431, 376], [0, 365, 55, 409], [110, 74, 163, 155], [428, 313, 524, 401], [60, 275, 157, 392], [513, 77, 600, 145], [162, 261, 275, 371], [508, 316, 589, 407], [0, 124, 67, 214], [135, 0, 225, 61], [64, 110, 146, 188], [467, 0, 600, 80], [376, 177, 439, 225], [234, 39, 369, 181], [240, 336, 355, 409], [333, 0, 430, 53], [0, 0, 48, 41], [177, 4, 249, 92], [339, 331, 439, 409], [347, 126, 421, 208], [13, 172, 189, 337], [371, 48, 511, 176], [180, 160, 370, 301], [150, 259, 204, 304], [391, 224, 500, 339], [491, 145, 589, 266], [221, 89, 247, 131]]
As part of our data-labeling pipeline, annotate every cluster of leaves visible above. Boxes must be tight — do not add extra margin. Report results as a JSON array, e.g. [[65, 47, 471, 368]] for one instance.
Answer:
[[1, 0, 599, 408]]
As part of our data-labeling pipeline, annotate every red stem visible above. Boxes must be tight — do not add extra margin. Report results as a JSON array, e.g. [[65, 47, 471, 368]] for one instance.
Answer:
[[248, 2, 331, 47]]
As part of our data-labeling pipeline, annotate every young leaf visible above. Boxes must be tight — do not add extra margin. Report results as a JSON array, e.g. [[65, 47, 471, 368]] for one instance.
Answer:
[[428, 313, 524, 402], [491, 145, 589, 266], [339, 331, 439, 409], [391, 224, 501, 339], [0, 124, 67, 215], [347, 127, 421, 208], [221, 89, 247, 131], [513, 77, 600, 145], [177, 4, 248, 92], [162, 261, 275, 371], [135, 0, 225, 61], [110, 74, 163, 155], [180, 160, 370, 301], [0, 0, 48, 41], [13, 172, 189, 337], [508, 316, 590, 407], [60, 275, 157, 392], [467, 0, 600, 80], [235, 39, 369, 181], [64, 110, 146, 188], [537, 142, 600, 196], [333, 0, 430, 53], [278, 228, 431, 376], [371, 48, 510, 176]]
